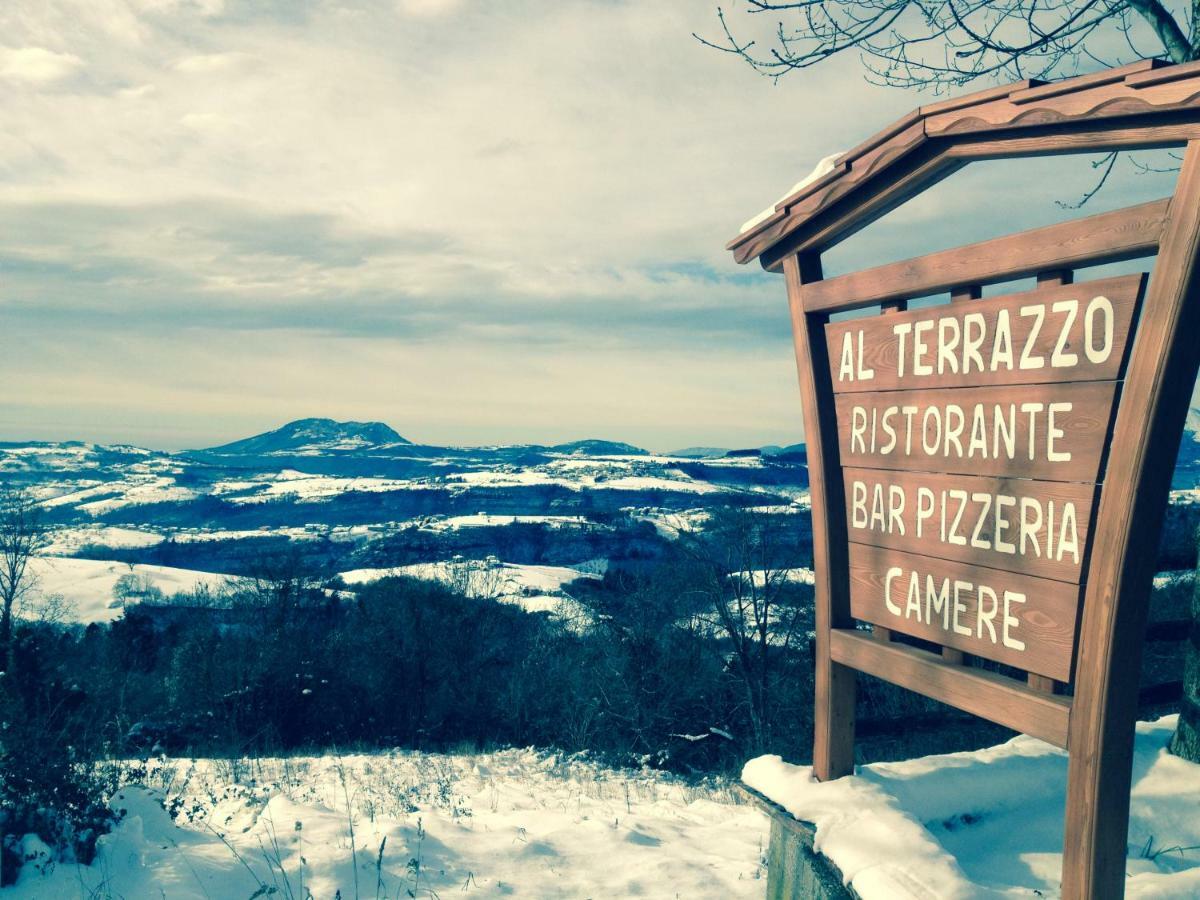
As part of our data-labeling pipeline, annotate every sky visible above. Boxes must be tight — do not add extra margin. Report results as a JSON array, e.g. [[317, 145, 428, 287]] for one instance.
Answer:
[[0, 0, 1191, 451]]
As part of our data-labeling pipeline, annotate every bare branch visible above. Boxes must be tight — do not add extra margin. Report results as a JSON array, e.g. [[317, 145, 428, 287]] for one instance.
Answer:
[[697, 1, 1195, 90]]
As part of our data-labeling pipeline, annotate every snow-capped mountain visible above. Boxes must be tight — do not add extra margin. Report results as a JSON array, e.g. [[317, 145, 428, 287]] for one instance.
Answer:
[[204, 417, 409, 454]]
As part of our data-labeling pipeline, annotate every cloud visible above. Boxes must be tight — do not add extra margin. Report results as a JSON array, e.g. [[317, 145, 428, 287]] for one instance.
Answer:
[[396, 0, 463, 17], [0, 46, 82, 83], [173, 51, 256, 73], [0, 0, 1184, 449]]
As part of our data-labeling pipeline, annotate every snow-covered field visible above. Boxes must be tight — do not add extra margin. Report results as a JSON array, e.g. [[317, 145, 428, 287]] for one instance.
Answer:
[[23, 555, 600, 625], [5, 749, 768, 899], [744, 715, 1200, 898], [25, 557, 231, 624]]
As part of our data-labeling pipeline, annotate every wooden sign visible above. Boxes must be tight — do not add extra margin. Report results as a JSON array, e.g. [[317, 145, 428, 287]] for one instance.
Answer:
[[727, 62, 1200, 899], [847, 543, 1080, 680], [843, 467, 1096, 582], [834, 380, 1118, 480], [825, 275, 1144, 393]]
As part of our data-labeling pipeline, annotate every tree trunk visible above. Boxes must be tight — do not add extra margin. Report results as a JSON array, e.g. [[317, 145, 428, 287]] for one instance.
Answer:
[[0, 595, 11, 675], [1169, 547, 1200, 760], [1125, 0, 1197, 63]]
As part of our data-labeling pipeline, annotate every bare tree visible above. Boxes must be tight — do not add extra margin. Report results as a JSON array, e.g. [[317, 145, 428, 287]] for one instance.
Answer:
[[698, 1, 1200, 89], [678, 507, 812, 754], [0, 484, 49, 673]]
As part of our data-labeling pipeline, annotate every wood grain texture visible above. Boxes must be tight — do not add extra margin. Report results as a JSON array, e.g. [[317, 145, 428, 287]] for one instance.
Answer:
[[1028, 673, 1057, 693], [785, 254, 857, 782], [942, 119, 1200, 160], [846, 543, 1081, 681], [1127, 59, 1200, 88], [824, 275, 1145, 393], [834, 381, 1119, 481], [1062, 140, 1200, 899], [842, 467, 1097, 583], [829, 628, 1072, 747], [925, 66, 1200, 136], [1007, 61, 1160, 105], [804, 203, 1164, 313]]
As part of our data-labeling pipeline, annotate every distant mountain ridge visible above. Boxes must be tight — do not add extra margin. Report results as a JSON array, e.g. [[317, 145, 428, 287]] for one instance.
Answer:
[[204, 418, 408, 454], [551, 439, 645, 456]]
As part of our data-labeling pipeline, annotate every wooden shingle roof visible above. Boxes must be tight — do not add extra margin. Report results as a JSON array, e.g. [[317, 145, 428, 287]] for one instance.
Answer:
[[728, 59, 1200, 271]]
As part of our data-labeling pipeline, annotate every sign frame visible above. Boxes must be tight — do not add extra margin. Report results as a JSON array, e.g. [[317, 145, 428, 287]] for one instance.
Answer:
[[728, 60, 1200, 899]]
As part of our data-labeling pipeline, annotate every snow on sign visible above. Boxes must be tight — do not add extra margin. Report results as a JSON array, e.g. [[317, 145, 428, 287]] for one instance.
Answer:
[[727, 61, 1200, 899]]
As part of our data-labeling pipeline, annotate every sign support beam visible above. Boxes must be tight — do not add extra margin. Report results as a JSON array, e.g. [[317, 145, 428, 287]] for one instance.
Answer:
[[1062, 139, 1200, 899], [784, 252, 856, 781]]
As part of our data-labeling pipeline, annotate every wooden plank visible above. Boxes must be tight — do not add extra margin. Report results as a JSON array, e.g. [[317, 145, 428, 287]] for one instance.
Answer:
[[825, 275, 1144, 394], [1062, 140, 1200, 898], [919, 80, 1042, 117], [829, 628, 1072, 747], [846, 544, 1081, 681], [784, 253, 857, 782], [924, 71, 1200, 137], [843, 467, 1096, 583], [1008, 60, 1161, 105], [1037, 270, 1073, 287], [942, 120, 1200, 160], [1028, 673, 1056, 693], [834, 381, 1119, 481], [802, 201, 1165, 313], [773, 161, 850, 212], [838, 110, 923, 170], [1128, 59, 1200, 89]]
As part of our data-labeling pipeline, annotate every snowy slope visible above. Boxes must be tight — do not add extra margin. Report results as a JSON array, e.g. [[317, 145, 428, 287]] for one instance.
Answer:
[[5, 748, 768, 899], [26, 557, 231, 623], [744, 716, 1200, 898]]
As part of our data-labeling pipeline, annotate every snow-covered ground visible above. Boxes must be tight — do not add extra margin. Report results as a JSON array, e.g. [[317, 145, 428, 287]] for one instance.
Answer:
[[41, 474, 197, 514], [744, 715, 1200, 898], [23, 555, 599, 625], [25, 557, 231, 624], [733, 567, 816, 588], [5, 749, 768, 899], [446, 468, 726, 494], [41, 524, 165, 555]]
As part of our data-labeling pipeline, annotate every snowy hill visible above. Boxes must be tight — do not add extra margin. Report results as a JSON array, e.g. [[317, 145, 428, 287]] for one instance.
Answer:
[[551, 438, 647, 455], [4, 419, 812, 624], [204, 417, 409, 454]]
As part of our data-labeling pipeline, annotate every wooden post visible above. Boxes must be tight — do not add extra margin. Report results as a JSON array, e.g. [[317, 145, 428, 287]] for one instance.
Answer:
[[1062, 140, 1200, 898], [784, 252, 856, 781]]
